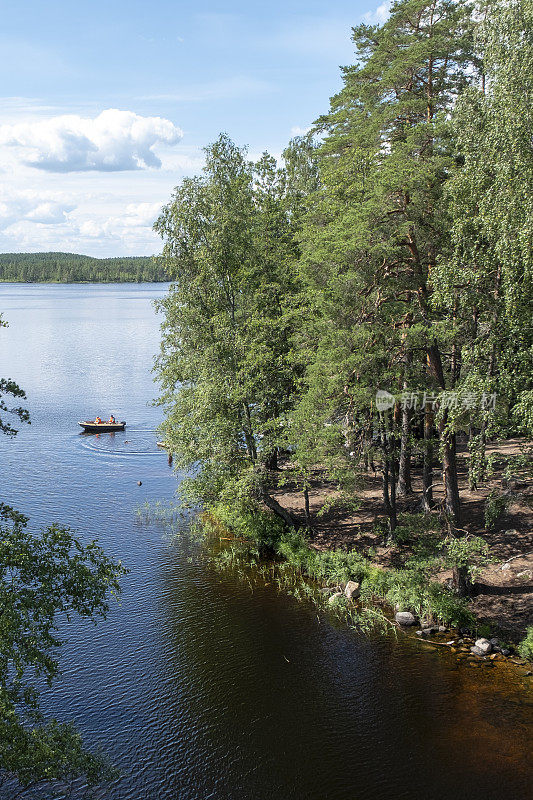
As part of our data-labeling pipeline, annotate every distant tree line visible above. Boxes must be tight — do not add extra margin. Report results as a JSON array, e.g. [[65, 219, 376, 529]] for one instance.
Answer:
[[0, 252, 168, 283]]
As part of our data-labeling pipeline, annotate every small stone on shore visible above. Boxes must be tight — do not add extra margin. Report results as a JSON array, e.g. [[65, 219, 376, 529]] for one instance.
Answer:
[[474, 638, 492, 655], [328, 592, 343, 604], [344, 580, 360, 600]]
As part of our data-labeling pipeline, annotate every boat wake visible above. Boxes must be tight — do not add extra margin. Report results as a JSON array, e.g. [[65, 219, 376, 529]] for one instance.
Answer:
[[78, 429, 164, 459]]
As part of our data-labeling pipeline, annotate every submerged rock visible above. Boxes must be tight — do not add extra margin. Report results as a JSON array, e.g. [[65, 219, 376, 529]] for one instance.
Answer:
[[395, 611, 416, 626], [344, 580, 360, 600]]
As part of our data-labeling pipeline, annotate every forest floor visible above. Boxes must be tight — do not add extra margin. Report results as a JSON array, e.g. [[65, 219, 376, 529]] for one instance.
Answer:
[[272, 438, 532, 641]]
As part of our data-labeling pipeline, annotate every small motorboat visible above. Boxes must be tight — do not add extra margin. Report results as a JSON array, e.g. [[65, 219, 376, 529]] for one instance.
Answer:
[[78, 420, 126, 433]]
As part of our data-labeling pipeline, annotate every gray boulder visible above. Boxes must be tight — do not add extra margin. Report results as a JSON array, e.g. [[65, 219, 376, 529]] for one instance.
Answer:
[[470, 646, 486, 656], [328, 592, 344, 605], [395, 611, 416, 626], [474, 638, 492, 655]]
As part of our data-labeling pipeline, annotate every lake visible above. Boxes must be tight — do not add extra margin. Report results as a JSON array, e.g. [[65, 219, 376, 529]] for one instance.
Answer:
[[1, 283, 531, 800]]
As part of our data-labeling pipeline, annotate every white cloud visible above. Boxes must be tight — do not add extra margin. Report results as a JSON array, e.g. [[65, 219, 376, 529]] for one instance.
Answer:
[[77, 202, 161, 239], [0, 109, 183, 173], [363, 1, 391, 25], [0, 191, 74, 230]]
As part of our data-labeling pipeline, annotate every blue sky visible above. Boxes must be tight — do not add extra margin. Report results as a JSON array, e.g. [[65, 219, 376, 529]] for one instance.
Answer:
[[0, 0, 389, 256]]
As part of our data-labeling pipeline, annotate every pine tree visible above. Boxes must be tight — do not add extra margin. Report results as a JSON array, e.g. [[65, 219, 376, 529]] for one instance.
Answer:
[[294, 0, 478, 548]]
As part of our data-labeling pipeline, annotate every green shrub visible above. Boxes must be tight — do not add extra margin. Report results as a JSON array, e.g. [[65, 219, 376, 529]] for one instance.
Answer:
[[484, 490, 510, 530], [361, 565, 474, 628], [443, 535, 492, 581], [517, 627, 533, 661], [207, 501, 286, 551]]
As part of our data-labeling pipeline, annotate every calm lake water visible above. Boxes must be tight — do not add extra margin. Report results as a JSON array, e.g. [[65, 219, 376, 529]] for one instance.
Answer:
[[1, 283, 532, 800]]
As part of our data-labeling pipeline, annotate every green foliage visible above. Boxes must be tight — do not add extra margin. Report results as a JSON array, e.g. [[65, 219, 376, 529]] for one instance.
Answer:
[[0, 314, 30, 437], [435, 0, 533, 437], [443, 535, 493, 583], [476, 623, 493, 640], [517, 627, 533, 661], [276, 530, 369, 585], [209, 501, 287, 553], [0, 504, 126, 791], [484, 490, 511, 530], [0, 252, 166, 283], [154, 134, 302, 517], [372, 569, 474, 628]]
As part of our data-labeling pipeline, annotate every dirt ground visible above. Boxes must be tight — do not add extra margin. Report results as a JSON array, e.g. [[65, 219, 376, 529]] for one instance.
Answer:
[[272, 438, 532, 641]]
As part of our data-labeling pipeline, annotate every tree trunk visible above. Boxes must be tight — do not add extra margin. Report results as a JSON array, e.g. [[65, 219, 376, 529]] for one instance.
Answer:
[[422, 403, 434, 511], [453, 565, 471, 598], [303, 488, 311, 527], [398, 402, 412, 496], [381, 428, 397, 537], [439, 412, 461, 528], [260, 488, 301, 529], [264, 448, 279, 471], [426, 343, 461, 528]]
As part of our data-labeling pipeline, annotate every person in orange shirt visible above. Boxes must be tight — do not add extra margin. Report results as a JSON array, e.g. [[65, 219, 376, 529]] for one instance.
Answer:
[[95, 416, 102, 424], [109, 415, 116, 424]]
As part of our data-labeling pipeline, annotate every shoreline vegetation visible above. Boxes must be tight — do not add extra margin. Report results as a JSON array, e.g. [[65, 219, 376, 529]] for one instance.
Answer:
[[193, 434, 533, 669], [0, 252, 167, 283], [152, 0, 533, 667]]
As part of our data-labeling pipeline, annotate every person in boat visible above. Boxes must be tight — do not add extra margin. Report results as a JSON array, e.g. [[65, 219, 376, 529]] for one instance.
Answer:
[[95, 416, 102, 424], [109, 415, 116, 424]]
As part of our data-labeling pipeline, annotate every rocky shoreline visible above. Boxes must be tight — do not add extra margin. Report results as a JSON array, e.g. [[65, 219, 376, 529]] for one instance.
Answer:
[[316, 578, 533, 677]]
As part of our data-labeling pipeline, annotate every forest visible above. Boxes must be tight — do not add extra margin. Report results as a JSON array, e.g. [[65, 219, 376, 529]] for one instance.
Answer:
[[0, 252, 167, 283], [155, 0, 532, 641]]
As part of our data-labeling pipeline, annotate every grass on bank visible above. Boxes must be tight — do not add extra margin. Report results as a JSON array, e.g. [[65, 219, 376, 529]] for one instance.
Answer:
[[199, 503, 477, 631]]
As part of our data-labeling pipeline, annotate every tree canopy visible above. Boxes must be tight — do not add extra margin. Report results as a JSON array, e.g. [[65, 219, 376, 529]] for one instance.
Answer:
[[155, 0, 532, 598]]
